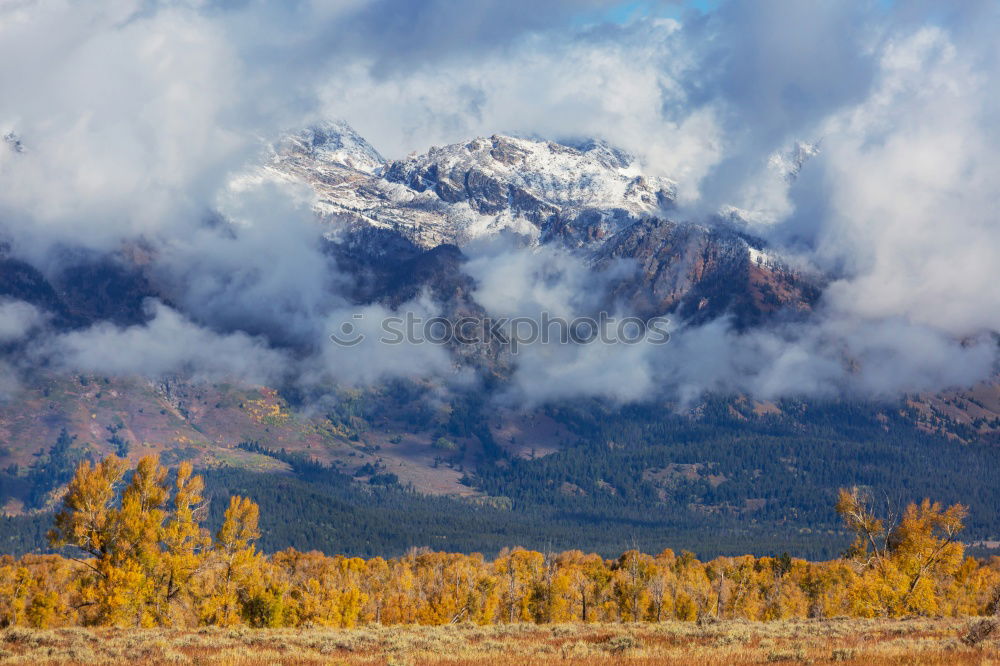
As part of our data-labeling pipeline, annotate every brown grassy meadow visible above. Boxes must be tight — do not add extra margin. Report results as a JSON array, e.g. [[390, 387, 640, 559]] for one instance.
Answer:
[[1, 617, 997, 665]]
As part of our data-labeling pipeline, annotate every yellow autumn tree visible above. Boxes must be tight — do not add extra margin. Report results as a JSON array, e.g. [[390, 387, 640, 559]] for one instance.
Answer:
[[47, 455, 156, 626], [0, 560, 32, 627], [890, 498, 967, 615], [0, 555, 74, 628], [836, 486, 968, 616], [613, 550, 655, 621], [199, 495, 265, 626], [494, 548, 544, 623], [558, 551, 611, 623], [49, 455, 228, 627], [158, 462, 212, 625]]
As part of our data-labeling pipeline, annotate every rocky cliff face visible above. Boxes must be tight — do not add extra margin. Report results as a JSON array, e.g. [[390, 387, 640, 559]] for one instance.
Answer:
[[596, 219, 819, 327]]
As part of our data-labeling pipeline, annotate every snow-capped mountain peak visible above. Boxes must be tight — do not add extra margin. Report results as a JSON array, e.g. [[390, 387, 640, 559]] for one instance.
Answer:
[[254, 122, 677, 249], [274, 120, 384, 174], [768, 141, 819, 183], [384, 133, 674, 216]]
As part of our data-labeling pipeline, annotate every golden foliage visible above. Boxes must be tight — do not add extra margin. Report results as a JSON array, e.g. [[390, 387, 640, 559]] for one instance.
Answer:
[[2, 462, 997, 630]]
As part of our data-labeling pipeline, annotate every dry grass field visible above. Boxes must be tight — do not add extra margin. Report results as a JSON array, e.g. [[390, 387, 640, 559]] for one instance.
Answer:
[[1, 617, 997, 665]]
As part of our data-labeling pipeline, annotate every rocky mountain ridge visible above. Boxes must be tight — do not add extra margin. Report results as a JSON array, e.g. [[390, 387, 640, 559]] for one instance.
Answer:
[[261, 123, 676, 249]]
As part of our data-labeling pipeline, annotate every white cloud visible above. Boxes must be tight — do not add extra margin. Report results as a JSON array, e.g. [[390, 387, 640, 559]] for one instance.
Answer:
[[38, 300, 288, 384], [0, 299, 44, 343], [813, 27, 1000, 337], [1, 0, 998, 404]]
